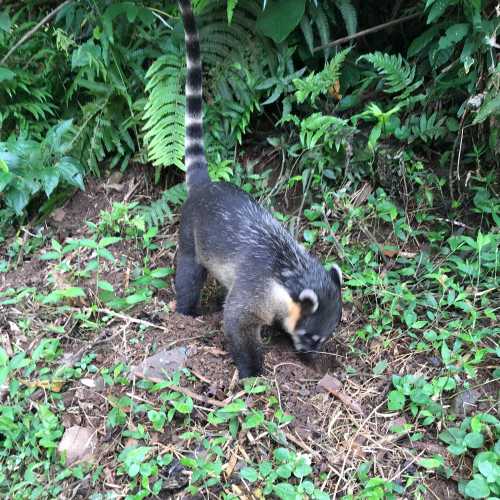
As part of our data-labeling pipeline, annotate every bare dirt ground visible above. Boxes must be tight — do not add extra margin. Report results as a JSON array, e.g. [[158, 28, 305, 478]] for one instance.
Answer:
[[2, 168, 492, 498]]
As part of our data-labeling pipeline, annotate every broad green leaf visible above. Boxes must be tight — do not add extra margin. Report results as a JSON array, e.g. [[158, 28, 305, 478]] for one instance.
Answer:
[[274, 447, 292, 463], [256, 0, 306, 44], [388, 390, 405, 410], [39, 251, 61, 261], [335, 0, 357, 36], [276, 463, 293, 479], [40, 167, 60, 197], [240, 466, 258, 482], [273, 482, 297, 499], [464, 432, 484, 449], [438, 23, 469, 50], [418, 455, 444, 469], [98, 281, 114, 292], [0, 12, 11, 32], [243, 411, 264, 429], [294, 456, 312, 478], [57, 158, 85, 190], [259, 461, 273, 477], [403, 308, 417, 328], [464, 476, 490, 499], [0, 67, 15, 81], [475, 452, 499, 482], [427, 0, 457, 24], [99, 236, 121, 247], [6, 187, 30, 215], [218, 399, 246, 415], [0, 170, 13, 191]]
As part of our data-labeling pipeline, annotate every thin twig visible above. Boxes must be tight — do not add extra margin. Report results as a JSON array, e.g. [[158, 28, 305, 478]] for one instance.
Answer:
[[313, 12, 421, 52], [1, 0, 72, 65], [284, 430, 322, 459], [89, 307, 169, 332]]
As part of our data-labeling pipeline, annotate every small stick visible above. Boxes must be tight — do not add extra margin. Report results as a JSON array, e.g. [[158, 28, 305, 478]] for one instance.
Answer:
[[190, 368, 211, 384], [222, 389, 246, 405], [1, 0, 72, 64], [284, 430, 321, 459], [95, 308, 169, 332], [313, 12, 421, 52]]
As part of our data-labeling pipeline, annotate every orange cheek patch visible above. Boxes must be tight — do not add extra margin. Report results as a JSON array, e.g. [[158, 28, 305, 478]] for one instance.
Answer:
[[284, 301, 301, 333]]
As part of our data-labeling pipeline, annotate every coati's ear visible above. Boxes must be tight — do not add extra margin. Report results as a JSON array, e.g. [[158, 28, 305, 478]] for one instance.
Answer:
[[299, 288, 318, 315], [330, 263, 343, 288]]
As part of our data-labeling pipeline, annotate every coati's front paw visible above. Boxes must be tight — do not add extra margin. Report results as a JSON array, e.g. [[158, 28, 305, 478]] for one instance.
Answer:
[[234, 353, 263, 379], [237, 363, 263, 379], [175, 302, 201, 317], [296, 350, 319, 365]]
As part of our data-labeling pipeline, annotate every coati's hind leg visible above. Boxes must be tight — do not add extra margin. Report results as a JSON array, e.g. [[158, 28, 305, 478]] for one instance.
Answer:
[[223, 292, 264, 378], [175, 253, 206, 316], [175, 221, 207, 316]]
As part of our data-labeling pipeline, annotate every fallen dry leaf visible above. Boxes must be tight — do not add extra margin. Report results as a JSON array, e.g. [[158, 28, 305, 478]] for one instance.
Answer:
[[20, 378, 65, 392], [382, 248, 399, 258], [131, 347, 188, 380], [51, 208, 66, 222], [0, 384, 8, 401], [58, 426, 97, 466], [1, 333, 13, 357], [105, 182, 124, 192], [223, 450, 239, 480], [318, 373, 365, 416], [200, 346, 227, 357], [80, 377, 106, 391], [351, 182, 373, 207], [382, 248, 417, 259]]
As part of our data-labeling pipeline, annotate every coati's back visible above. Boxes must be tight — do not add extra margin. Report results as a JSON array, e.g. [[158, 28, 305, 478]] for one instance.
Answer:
[[176, 0, 342, 379]]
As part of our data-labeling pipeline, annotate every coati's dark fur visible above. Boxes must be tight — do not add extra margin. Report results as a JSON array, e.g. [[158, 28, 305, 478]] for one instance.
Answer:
[[175, 0, 342, 378]]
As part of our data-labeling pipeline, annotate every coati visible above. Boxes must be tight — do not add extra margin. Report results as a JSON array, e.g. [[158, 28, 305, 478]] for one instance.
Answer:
[[175, 0, 342, 379]]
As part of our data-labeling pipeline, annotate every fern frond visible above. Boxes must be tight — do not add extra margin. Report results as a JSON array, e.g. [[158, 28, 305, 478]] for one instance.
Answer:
[[141, 0, 273, 172], [402, 112, 447, 143], [294, 47, 352, 104], [135, 183, 187, 228], [142, 42, 185, 170], [297, 112, 356, 151], [359, 52, 423, 100]]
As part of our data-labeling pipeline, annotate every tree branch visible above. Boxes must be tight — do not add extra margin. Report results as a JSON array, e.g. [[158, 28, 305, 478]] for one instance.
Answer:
[[1, 0, 71, 65], [312, 12, 422, 53]]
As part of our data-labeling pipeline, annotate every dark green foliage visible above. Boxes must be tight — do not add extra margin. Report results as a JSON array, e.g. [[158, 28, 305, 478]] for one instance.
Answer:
[[0, 120, 84, 220]]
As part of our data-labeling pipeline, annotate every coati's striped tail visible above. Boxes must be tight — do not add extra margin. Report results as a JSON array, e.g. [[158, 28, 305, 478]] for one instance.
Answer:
[[178, 0, 210, 190]]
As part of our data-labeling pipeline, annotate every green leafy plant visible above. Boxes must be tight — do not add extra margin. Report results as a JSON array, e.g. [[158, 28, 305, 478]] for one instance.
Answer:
[[460, 442, 500, 499], [388, 374, 456, 425], [240, 447, 329, 500], [0, 120, 84, 223]]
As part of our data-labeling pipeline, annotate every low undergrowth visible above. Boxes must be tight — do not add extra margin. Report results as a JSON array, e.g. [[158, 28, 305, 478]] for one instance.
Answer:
[[0, 162, 498, 499]]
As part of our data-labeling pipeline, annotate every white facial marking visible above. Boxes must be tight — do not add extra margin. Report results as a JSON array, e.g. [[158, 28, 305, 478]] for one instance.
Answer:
[[299, 288, 318, 313], [331, 263, 343, 286]]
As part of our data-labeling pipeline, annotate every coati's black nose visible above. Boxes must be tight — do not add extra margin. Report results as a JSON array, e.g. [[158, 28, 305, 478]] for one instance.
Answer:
[[301, 335, 322, 351]]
